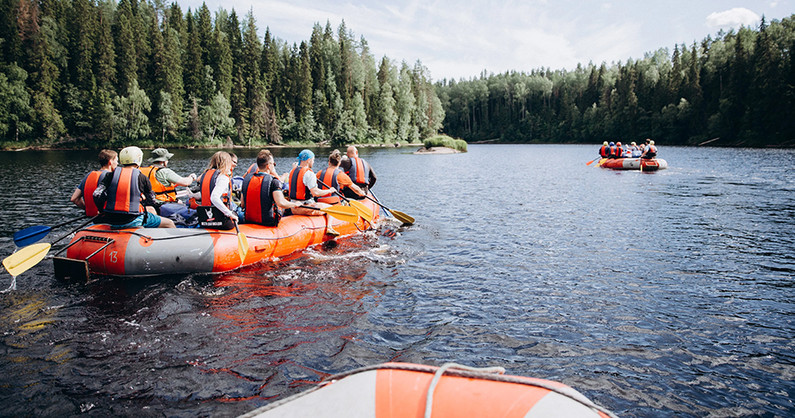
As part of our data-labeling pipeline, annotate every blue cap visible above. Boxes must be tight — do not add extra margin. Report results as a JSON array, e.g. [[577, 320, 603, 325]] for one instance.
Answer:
[[297, 149, 314, 162]]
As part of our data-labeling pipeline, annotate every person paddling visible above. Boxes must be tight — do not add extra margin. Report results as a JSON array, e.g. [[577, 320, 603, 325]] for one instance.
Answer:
[[70, 149, 118, 217], [241, 150, 300, 226], [641, 140, 658, 159], [316, 149, 366, 204], [287, 149, 340, 236], [93, 146, 175, 229], [340, 145, 377, 199], [139, 148, 196, 203]]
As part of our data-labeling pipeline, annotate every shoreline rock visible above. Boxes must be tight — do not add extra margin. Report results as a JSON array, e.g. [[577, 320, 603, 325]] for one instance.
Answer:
[[413, 146, 461, 155]]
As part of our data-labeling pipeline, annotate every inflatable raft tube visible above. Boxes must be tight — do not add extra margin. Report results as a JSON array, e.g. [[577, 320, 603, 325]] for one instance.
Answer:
[[598, 157, 668, 171], [241, 363, 616, 418], [53, 197, 379, 280]]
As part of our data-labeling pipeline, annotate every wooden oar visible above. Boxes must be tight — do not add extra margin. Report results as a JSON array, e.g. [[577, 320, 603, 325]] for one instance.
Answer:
[[3, 243, 51, 277], [315, 179, 374, 222], [366, 192, 414, 225], [13, 215, 87, 247], [299, 205, 360, 224], [234, 221, 248, 263]]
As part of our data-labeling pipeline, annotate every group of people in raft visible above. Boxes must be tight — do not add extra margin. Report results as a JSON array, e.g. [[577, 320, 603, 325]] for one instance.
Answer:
[[598, 138, 658, 159], [69, 145, 377, 236]]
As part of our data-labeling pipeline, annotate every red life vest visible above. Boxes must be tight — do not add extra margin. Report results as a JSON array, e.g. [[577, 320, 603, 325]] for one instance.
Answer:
[[346, 157, 370, 185], [288, 166, 312, 201], [139, 166, 177, 202], [80, 170, 106, 217], [242, 172, 280, 226], [316, 167, 341, 204], [104, 167, 144, 215], [198, 169, 231, 207], [599, 145, 609, 158]]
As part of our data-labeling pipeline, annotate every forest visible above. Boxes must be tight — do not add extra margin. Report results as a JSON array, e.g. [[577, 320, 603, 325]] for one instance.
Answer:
[[437, 15, 795, 147], [0, 0, 444, 148]]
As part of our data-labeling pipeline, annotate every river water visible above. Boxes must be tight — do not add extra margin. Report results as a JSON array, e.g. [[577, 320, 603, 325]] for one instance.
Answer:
[[0, 144, 793, 417]]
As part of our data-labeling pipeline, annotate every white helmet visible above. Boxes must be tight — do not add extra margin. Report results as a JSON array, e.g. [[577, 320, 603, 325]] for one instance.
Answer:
[[119, 146, 143, 165]]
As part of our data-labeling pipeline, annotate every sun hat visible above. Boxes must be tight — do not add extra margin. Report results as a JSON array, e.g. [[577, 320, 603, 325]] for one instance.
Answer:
[[150, 148, 174, 162], [297, 149, 315, 162]]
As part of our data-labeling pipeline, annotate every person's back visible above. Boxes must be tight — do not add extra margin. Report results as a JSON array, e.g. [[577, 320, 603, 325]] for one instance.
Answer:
[[139, 148, 196, 203], [242, 150, 300, 226], [341, 145, 376, 199], [93, 146, 175, 229], [599, 142, 609, 158], [71, 149, 118, 217]]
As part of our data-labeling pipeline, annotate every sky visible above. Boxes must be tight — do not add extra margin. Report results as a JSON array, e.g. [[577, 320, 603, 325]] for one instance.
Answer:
[[179, 0, 794, 81]]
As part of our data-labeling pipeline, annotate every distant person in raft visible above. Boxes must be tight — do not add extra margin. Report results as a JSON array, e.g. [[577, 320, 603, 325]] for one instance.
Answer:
[[241, 150, 300, 226], [641, 140, 658, 159], [599, 141, 610, 158], [71, 149, 118, 218], [287, 149, 340, 236], [139, 148, 197, 203], [316, 149, 366, 204], [193, 151, 241, 230], [93, 146, 176, 229], [340, 145, 377, 199]]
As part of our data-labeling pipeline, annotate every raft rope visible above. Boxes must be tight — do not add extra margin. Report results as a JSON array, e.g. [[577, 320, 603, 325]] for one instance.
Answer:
[[240, 362, 617, 418], [424, 363, 506, 418]]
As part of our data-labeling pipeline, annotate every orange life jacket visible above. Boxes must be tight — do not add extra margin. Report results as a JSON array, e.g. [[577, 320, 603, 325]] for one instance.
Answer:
[[316, 167, 341, 204], [80, 170, 106, 217], [139, 166, 177, 202], [346, 157, 370, 185], [103, 167, 144, 215], [198, 169, 231, 207], [242, 172, 280, 226]]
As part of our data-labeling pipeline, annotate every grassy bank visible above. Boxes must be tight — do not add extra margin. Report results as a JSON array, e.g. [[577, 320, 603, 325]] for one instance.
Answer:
[[423, 135, 468, 152]]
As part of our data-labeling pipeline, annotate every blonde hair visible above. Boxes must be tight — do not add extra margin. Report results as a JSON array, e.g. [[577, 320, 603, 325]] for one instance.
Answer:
[[207, 151, 233, 176]]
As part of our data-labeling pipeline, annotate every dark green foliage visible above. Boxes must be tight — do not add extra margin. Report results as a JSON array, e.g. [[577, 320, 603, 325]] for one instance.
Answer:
[[439, 15, 795, 147], [0, 0, 443, 147]]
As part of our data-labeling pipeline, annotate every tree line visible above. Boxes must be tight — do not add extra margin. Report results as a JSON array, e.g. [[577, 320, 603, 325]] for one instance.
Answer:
[[437, 15, 795, 147], [0, 0, 445, 148]]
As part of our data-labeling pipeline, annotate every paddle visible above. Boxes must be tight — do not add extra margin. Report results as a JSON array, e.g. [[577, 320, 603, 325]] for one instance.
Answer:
[[366, 192, 414, 225], [585, 157, 600, 166], [299, 205, 360, 224], [234, 221, 248, 263], [13, 215, 86, 247], [315, 179, 374, 223], [3, 243, 51, 277]]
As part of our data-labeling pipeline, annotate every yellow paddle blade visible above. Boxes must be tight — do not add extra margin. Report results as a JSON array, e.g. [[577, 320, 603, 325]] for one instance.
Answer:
[[349, 200, 374, 222], [322, 205, 360, 223], [234, 223, 248, 263], [390, 209, 415, 225], [3, 243, 51, 277]]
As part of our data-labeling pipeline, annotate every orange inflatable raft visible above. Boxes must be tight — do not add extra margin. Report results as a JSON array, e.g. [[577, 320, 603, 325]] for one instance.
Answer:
[[598, 157, 668, 171], [52, 198, 379, 280], [241, 363, 616, 418]]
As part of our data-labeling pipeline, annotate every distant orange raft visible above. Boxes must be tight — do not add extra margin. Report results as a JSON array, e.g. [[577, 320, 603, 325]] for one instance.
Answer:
[[53, 197, 379, 280], [598, 157, 668, 171], [241, 362, 616, 418]]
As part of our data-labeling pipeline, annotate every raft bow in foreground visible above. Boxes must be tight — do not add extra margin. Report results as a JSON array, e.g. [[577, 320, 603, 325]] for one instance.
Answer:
[[53, 198, 379, 280], [241, 362, 616, 418], [598, 157, 668, 171]]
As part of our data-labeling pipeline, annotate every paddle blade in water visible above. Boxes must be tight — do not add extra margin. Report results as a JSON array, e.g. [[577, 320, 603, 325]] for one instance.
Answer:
[[13, 225, 52, 248], [3, 243, 51, 277], [390, 209, 415, 225], [349, 200, 374, 222]]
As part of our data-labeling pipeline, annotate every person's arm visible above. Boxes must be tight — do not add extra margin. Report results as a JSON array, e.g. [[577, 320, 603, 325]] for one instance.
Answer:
[[338, 173, 364, 197], [368, 165, 377, 189], [162, 168, 196, 187], [305, 171, 334, 197], [211, 175, 237, 219], [70, 188, 85, 209], [272, 179, 299, 209]]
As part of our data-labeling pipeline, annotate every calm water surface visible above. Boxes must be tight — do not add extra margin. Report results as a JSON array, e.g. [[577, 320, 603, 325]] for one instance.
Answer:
[[0, 145, 793, 417]]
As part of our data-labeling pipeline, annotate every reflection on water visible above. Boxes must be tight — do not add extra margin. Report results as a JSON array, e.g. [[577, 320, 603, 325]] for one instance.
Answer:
[[0, 145, 793, 416]]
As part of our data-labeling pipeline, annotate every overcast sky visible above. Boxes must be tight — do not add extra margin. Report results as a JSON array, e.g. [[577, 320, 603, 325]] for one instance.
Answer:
[[179, 0, 793, 81]]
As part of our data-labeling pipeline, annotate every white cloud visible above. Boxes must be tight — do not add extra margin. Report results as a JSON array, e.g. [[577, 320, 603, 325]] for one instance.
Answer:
[[706, 8, 761, 31]]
